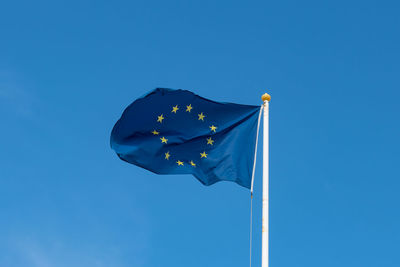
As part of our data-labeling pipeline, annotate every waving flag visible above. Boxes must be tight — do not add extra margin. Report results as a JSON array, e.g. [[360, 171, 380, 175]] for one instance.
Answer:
[[110, 88, 260, 189]]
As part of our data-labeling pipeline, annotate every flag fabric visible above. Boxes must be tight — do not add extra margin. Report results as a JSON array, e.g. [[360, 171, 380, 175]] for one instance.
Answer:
[[110, 88, 261, 189]]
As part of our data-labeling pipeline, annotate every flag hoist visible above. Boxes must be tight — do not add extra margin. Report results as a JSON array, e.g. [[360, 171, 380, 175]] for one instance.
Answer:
[[262, 93, 271, 267]]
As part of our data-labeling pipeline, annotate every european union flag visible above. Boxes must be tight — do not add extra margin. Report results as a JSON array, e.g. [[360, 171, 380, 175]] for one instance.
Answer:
[[110, 88, 261, 189]]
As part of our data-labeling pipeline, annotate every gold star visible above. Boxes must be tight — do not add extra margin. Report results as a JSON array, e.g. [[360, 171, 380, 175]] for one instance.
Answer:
[[152, 130, 159, 135], [198, 112, 205, 121], [190, 160, 196, 167], [209, 125, 217, 133], [186, 104, 193, 112], [171, 105, 179, 113], [165, 151, 170, 160], [206, 137, 214, 145], [200, 151, 208, 158], [177, 160, 184, 166], [160, 136, 168, 144], [157, 114, 164, 123]]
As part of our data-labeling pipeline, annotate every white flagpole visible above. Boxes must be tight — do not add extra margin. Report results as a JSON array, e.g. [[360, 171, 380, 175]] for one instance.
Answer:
[[262, 93, 271, 267]]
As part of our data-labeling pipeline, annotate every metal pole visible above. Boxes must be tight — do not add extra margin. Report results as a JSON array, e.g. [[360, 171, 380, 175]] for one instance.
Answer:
[[261, 93, 270, 267]]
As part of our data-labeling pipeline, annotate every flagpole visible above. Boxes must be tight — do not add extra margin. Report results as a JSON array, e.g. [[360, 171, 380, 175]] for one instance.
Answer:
[[262, 93, 271, 267]]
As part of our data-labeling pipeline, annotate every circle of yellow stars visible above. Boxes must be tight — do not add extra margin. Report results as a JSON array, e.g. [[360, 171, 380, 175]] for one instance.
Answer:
[[151, 104, 217, 167]]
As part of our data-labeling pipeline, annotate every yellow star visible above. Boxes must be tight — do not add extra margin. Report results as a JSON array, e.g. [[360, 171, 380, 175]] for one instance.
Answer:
[[206, 137, 214, 145], [186, 104, 193, 112], [198, 112, 205, 121], [177, 160, 184, 166], [152, 130, 159, 135], [157, 114, 164, 123], [209, 125, 217, 133], [190, 160, 196, 167], [165, 151, 170, 160], [200, 151, 208, 158], [160, 136, 168, 144], [171, 105, 179, 113]]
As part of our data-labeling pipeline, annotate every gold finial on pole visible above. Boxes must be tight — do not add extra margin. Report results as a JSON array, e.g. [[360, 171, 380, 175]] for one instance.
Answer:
[[261, 93, 271, 102]]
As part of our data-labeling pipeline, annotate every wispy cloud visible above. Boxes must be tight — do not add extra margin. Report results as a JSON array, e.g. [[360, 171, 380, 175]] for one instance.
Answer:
[[0, 70, 38, 119], [23, 242, 51, 267], [3, 217, 152, 267], [9, 236, 148, 267]]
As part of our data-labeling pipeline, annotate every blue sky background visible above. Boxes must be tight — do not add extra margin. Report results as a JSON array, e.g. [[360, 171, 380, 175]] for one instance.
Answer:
[[1, 0, 399, 266]]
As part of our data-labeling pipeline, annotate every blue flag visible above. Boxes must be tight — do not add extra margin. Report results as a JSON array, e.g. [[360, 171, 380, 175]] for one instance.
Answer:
[[110, 88, 261, 189]]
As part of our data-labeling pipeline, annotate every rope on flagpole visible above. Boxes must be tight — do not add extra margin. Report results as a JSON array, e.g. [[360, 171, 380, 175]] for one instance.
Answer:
[[249, 193, 253, 267], [249, 105, 263, 267], [251, 105, 263, 195]]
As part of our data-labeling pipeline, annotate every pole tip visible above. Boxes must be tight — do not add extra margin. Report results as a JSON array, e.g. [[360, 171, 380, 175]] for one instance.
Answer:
[[261, 93, 271, 102]]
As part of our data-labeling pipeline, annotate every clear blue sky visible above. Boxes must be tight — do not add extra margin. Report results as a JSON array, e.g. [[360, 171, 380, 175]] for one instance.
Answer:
[[1, 0, 399, 266]]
